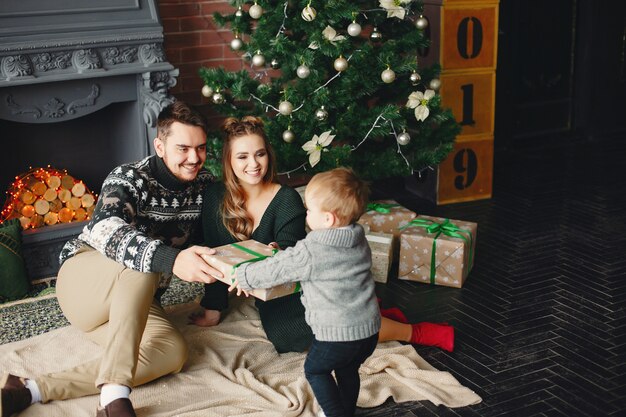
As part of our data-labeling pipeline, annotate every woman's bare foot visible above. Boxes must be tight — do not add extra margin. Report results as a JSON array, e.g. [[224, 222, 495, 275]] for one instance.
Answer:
[[188, 308, 221, 327]]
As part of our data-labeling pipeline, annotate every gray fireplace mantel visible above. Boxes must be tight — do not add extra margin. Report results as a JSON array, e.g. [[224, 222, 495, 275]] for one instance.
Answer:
[[0, 0, 174, 87], [0, 0, 180, 280]]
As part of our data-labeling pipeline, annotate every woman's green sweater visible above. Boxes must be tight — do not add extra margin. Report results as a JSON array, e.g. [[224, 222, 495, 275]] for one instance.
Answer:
[[201, 182, 313, 352]]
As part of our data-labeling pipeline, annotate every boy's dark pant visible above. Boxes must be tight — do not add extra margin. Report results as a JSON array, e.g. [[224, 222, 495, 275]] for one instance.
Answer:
[[304, 333, 378, 417]]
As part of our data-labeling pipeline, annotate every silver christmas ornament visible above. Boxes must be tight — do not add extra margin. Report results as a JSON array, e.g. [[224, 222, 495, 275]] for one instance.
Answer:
[[429, 78, 442, 90], [251, 52, 266, 67], [212, 92, 225, 104], [409, 71, 421, 86], [397, 131, 411, 146], [333, 56, 348, 72], [235, 6, 243, 17], [315, 106, 328, 121], [347, 22, 362, 37], [270, 58, 281, 69], [249, 3, 263, 19], [301, 5, 317, 21], [230, 37, 243, 51], [282, 130, 295, 143], [278, 100, 293, 116], [201, 85, 214, 98], [296, 64, 310, 79], [381, 68, 396, 83], [370, 27, 382, 42], [415, 15, 429, 30]]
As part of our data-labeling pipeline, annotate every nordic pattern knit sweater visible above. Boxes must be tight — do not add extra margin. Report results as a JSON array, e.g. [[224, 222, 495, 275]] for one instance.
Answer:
[[237, 224, 381, 342], [201, 182, 314, 352], [59, 155, 212, 288]]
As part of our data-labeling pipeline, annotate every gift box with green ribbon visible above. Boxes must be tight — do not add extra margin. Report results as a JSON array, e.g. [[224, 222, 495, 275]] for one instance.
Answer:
[[358, 200, 417, 237], [366, 232, 395, 283], [201, 240, 301, 301], [398, 215, 477, 288]]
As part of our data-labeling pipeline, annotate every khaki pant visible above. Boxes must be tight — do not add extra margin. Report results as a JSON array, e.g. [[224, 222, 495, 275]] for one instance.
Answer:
[[35, 248, 188, 402]]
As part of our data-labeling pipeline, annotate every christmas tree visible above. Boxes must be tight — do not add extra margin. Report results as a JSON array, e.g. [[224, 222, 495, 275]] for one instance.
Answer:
[[199, 0, 460, 181]]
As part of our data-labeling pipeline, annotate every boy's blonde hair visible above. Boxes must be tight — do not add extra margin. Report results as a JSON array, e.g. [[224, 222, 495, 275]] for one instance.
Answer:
[[306, 167, 369, 226]]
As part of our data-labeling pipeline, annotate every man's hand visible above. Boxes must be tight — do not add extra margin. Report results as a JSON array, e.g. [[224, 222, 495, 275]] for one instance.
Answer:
[[173, 245, 223, 284]]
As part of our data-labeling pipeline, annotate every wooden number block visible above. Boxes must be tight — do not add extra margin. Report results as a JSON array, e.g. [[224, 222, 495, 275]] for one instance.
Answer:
[[437, 137, 493, 204], [441, 2, 498, 71], [439, 70, 495, 138]]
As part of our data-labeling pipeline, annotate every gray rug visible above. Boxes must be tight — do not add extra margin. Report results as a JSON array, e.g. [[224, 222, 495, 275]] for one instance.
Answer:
[[0, 278, 204, 345]]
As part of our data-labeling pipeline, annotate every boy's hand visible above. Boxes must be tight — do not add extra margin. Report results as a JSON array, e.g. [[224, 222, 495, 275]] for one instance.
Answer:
[[228, 278, 250, 297]]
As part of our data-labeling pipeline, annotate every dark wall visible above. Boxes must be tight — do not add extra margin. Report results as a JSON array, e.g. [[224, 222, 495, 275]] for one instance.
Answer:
[[495, 0, 626, 150]]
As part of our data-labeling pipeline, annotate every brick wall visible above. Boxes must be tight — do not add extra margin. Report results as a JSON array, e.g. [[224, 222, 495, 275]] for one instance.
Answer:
[[158, 0, 243, 107]]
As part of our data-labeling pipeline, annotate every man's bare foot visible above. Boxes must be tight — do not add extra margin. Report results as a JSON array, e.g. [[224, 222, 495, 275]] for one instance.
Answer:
[[188, 308, 221, 327]]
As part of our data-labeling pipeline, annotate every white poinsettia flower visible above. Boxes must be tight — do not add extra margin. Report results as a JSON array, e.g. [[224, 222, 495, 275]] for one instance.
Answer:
[[406, 89, 435, 121], [301, 130, 335, 167], [322, 26, 346, 44], [380, 0, 413, 20]]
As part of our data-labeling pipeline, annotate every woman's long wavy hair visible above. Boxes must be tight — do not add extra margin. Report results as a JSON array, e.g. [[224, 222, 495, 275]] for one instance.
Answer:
[[221, 116, 276, 240]]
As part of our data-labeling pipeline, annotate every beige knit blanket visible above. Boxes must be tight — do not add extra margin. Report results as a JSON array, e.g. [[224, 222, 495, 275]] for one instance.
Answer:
[[0, 297, 481, 416]]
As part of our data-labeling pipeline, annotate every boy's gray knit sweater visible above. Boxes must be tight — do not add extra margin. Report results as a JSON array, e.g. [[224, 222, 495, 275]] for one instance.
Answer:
[[237, 224, 381, 342]]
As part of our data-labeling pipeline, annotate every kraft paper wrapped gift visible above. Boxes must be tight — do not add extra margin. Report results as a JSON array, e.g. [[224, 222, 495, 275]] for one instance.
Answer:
[[398, 215, 477, 288], [366, 232, 395, 283], [358, 200, 417, 236], [201, 240, 300, 301]]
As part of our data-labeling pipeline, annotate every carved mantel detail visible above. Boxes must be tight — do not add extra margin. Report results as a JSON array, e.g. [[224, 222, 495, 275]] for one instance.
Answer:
[[140, 69, 179, 128], [5, 84, 101, 120]]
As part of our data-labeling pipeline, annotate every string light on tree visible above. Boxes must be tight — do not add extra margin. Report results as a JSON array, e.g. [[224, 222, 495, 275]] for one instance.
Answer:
[[248, 2, 263, 19], [270, 58, 281, 69], [235, 6, 243, 17]]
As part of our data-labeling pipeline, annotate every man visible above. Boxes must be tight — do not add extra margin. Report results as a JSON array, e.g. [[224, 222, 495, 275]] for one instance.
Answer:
[[0, 101, 222, 417]]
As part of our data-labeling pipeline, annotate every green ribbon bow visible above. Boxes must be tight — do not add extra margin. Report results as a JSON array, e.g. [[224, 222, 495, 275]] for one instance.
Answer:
[[230, 242, 278, 275], [366, 202, 400, 214], [229, 243, 301, 293], [400, 218, 474, 285]]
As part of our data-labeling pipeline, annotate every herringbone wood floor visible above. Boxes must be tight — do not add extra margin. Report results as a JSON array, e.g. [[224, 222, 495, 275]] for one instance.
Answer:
[[363, 136, 626, 416]]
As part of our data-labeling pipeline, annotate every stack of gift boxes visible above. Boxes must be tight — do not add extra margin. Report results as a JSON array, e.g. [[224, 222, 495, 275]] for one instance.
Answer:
[[359, 200, 477, 288], [201, 191, 477, 299]]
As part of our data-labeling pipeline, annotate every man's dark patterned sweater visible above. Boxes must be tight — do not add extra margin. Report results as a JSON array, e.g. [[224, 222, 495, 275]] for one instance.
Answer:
[[59, 155, 212, 288]]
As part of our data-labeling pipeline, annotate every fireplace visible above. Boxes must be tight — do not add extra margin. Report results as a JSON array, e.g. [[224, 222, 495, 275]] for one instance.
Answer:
[[0, 0, 179, 280]]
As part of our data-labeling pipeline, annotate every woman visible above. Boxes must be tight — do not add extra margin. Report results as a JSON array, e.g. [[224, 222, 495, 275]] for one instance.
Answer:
[[190, 116, 453, 353]]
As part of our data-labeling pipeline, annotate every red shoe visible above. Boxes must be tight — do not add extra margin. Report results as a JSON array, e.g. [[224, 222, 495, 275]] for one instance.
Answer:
[[380, 307, 409, 323], [410, 322, 455, 352]]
